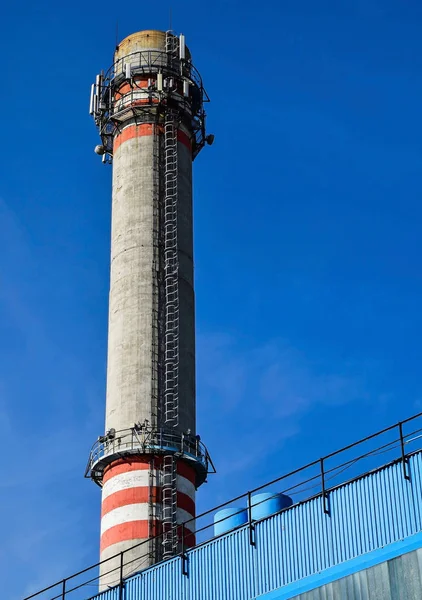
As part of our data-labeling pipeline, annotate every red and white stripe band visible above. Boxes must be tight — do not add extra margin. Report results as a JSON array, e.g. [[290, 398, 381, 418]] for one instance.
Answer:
[[100, 457, 196, 553], [113, 123, 192, 153]]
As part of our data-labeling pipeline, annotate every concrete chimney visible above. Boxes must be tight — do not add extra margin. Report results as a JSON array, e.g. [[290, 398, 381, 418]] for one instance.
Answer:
[[86, 29, 213, 587]]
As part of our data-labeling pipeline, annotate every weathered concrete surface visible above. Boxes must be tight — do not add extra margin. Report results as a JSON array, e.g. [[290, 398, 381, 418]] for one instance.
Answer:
[[176, 139, 195, 435], [104, 134, 195, 436], [100, 123, 196, 584], [105, 133, 158, 433], [99, 30, 198, 585], [100, 540, 151, 587]]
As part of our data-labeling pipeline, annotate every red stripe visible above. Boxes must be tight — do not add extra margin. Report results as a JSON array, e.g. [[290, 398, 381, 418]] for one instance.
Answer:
[[100, 521, 196, 552], [101, 487, 158, 516], [177, 130, 191, 151], [177, 461, 195, 485], [100, 520, 152, 552], [103, 457, 196, 486], [101, 488, 195, 518], [177, 491, 195, 517], [113, 124, 192, 153], [103, 457, 150, 484], [113, 124, 154, 152]]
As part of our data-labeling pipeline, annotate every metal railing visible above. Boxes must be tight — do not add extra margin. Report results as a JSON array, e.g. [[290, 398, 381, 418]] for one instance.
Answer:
[[24, 411, 422, 600], [92, 47, 209, 162], [106, 50, 205, 91], [85, 426, 213, 486]]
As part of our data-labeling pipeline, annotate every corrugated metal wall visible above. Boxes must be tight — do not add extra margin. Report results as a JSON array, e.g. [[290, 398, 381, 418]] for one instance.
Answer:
[[91, 452, 422, 600], [291, 547, 422, 600], [89, 588, 119, 600]]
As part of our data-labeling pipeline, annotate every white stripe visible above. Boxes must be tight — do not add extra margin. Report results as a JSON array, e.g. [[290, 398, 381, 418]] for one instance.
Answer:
[[102, 471, 195, 502], [178, 508, 196, 530], [101, 504, 195, 535], [102, 470, 149, 500], [101, 503, 148, 535], [176, 476, 195, 501]]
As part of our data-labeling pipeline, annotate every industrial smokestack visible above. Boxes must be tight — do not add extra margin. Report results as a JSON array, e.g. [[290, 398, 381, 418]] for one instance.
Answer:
[[86, 29, 213, 587]]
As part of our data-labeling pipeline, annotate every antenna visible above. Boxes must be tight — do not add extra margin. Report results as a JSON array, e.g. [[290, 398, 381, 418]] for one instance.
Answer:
[[157, 72, 163, 91], [169, 7, 172, 31], [179, 34, 186, 59], [89, 84, 95, 115], [115, 20, 119, 49]]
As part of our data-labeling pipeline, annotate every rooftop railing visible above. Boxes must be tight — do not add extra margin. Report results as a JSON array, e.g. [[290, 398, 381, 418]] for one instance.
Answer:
[[23, 411, 422, 600]]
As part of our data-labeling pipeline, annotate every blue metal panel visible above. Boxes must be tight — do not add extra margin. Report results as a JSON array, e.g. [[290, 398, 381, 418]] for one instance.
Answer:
[[187, 527, 255, 600], [254, 493, 334, 596], [89, 587, 119, 600], [253, 455, 421, 597], [124, 556, 185, 600], [409, 451, 422, 531], [329, 459, 416, 566], [88, 451, 422, 600]]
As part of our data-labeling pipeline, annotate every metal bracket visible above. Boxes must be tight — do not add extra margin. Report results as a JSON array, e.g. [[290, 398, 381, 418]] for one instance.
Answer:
[[320, 458, 330, 515], [399, 422, 410, 480], [247, 492, 256, 547], [181, 524, 188, 575], [119, 552, 124, 600]]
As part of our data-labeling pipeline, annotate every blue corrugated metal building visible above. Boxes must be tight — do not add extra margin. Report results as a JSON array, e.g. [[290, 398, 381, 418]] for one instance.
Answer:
[[24, 416, 422, 600], [86, 451, 422, 600]]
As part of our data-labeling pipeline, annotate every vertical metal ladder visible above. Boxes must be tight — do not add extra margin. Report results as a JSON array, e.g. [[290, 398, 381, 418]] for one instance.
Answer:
[[163, 114, 179, 430], [148, 127, 161, 562], [151, 125, 161, 425], [161, 35, 180, 558], [147, 457, 156, 562], [162, 453, 179, 559]]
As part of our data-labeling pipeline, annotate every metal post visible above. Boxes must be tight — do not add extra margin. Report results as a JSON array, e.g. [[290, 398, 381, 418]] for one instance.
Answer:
[[61, 579, 66, 600], [119, 552, 124, 600], [399, 422, 410, 480], [181, 523, 188, 576], [247, 492, 255, 547], [320, 458, 329, 514]]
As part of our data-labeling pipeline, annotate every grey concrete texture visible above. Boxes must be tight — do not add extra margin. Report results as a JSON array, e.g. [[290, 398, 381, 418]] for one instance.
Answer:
[[105, 133, 195, 436], [100, 539, 152, 589], [291, 547, 422, 600], [106, 133, 158, 433], [176, 140, 196, 435], [100, 28, 199, 582]]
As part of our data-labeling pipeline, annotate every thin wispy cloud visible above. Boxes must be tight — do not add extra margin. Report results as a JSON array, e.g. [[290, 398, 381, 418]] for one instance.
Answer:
[[0, 199, 103, 599], [197, 332, 370, 489], [3, 2, 422, 597]]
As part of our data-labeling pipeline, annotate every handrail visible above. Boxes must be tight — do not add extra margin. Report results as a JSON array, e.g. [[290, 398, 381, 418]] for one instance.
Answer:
[[92, 46, 209, 160], [85, 425, 214, 488], [22, 411, 422, 600], [103, 49, 204, 90]]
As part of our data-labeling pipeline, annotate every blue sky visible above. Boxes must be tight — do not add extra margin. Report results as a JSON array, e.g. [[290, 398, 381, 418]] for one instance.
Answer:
[[2, 0, 422, 597]]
